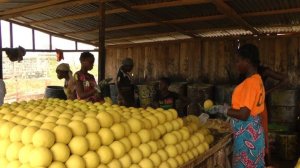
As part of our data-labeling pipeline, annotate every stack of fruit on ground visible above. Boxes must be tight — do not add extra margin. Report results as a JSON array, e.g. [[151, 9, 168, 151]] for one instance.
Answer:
[[0, 98, 214, 168], [295, 158, 300, 168]]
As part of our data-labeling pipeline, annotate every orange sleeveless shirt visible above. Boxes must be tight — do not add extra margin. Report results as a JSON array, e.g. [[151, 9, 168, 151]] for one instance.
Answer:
[[232, 74, 265, 116]]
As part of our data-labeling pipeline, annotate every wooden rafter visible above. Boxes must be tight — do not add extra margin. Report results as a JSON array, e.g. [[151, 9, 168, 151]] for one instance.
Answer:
[[29, 0, 211, 25], [31, 11, 99, 25], [0, 0, 102, 20], [64, 15, 225, 35], [7, 19, 96, 45], [103, 28, 226, 42], [211, 0, 259, 34], [63, 4, 300, 35], [114, 0, 197, 38], [32, 4, 300, 35], [102, 24, 300, 42], [105, 32, 300, 46], [0, 0, 70, 17], [104, 32, 185, 43], [240, 7, 300, 17]]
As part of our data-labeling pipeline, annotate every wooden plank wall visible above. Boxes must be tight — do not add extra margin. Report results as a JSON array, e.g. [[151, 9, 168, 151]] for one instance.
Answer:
[[106, 37, 300, 86]]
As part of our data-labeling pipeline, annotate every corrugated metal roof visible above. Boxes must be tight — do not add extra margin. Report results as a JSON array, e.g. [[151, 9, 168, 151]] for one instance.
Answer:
[[1, 0, 300, 45], [0, 1, 46, 12], [149, 4, 220, 20], [112, 0, 175, 6], [258, 25, 300, 33], [227, 0, 300, 13], [197, 29, 252, 37], [245, 13, 300, 27]]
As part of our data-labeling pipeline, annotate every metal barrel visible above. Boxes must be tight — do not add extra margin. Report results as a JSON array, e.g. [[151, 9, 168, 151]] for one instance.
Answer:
[[214, 85, 235, 105], [137, 82, 158, 107], [187, 83, 214, 104], [109, 84, 118, 104], [44, 86, 67, 100], [268, 89, 299, 131]]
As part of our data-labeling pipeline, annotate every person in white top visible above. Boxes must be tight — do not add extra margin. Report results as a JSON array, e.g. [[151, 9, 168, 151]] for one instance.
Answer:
[[56, 63, 76, 100], [0, 79, 6, 105]]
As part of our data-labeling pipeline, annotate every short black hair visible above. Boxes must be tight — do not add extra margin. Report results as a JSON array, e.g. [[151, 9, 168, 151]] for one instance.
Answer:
[[80, 52, 94, 62], [238, 43, 260, 67], [160, 77, 171, 86]]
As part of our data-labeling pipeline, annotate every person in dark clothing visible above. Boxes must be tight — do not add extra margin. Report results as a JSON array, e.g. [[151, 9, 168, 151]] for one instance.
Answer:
[[257, 65, 287, 167], [117, 58, 135, 107], [257, 66, 288, 94], [153, 77, 189, 116], [153, 77, 178, 110]]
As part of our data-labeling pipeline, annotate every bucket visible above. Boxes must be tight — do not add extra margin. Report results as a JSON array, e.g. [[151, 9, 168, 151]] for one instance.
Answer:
[[137, 83, 158, 107], [44, 86, 67, 100], [187, 83, 214, 104], [214, 85, 235, 105], [268, 106, 298, 131], [187, 83, 213, 115], [269, 89, 299, 106], [277, 132, 299, 160], [109, 84, 118, 104]]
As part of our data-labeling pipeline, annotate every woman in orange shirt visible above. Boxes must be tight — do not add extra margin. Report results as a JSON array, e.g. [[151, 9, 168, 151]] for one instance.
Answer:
[[212, 44, 265, 167], [237, 55, 287, 167]]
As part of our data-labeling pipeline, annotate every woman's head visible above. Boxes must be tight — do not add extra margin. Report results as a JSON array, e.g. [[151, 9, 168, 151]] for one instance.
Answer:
[[121, 58, 134, 72], [80, 52, 95, 71], [56, 63, 71, 79], [236, 43, 260, 73]]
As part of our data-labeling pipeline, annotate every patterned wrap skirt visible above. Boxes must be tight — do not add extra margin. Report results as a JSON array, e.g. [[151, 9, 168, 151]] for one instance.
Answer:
[[231, 115, 265, 168]]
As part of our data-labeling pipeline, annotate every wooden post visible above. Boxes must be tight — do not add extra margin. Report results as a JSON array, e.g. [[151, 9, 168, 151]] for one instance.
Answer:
[[9, 22, 13, 48], [98, 0, 106, 82], [32, 29, 35, 50], [50, 35, 52, 50], [0, 21, 3, 79]]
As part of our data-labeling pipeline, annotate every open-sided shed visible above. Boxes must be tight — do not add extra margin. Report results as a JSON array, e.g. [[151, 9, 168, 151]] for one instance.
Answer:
[[1, 1, 300, 166], [1, 0, 300, 83]]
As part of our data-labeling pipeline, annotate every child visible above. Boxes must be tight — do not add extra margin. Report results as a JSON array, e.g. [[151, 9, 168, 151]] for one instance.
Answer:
[[74, 52, 102, 102], [153, 77, 178, 110]]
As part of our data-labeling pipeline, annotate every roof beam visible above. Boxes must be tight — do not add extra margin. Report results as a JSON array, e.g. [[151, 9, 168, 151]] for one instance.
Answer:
[[103, 28, 242, 42], [0, 0, 101, 20], [29, 0, 211, 25], [240, 7, 300, 17], [64, 15, 225, 35], [114, 0, 198, 38], [7, 19, 96, 45], [0, 0, 70, 16], [63, 6, 300, 35], [104, 24, 300, 42], [31, 11, 99, 25], [211, 0, 259, 34], [104, 32, 186, 43], [29, 3, 300, 26], [106, 32, 300, 46]]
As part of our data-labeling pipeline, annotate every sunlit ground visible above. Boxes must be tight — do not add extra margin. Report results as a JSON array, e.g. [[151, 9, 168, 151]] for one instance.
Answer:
[[3, 52, 99, 103]]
